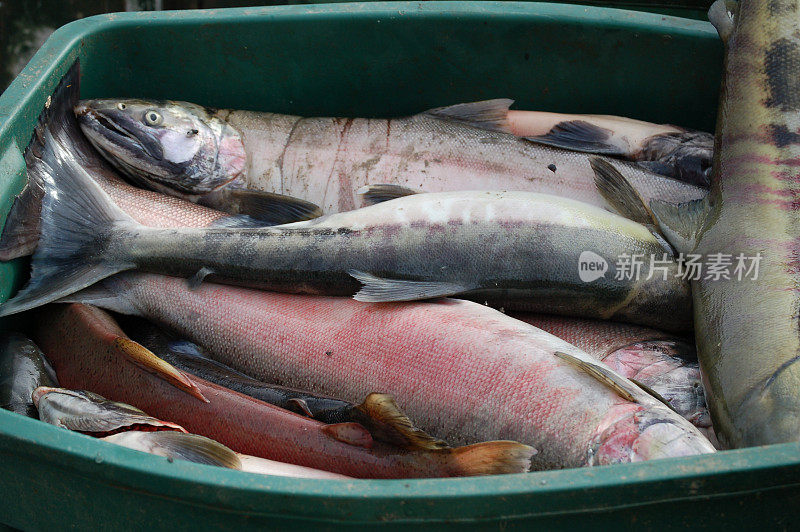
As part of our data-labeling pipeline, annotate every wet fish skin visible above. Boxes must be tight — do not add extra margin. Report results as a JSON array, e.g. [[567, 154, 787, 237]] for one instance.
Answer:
[[0, 62, 232, 262], [509, 314, 712, 437], [0, 334, 57, 417], [648, 0, 800, 448], [506, 110, 713, 186], [122, 316, 449, 450], [71, 272, 715, 470], [2, 138, 693, 333], [75, 98, 707, 215], [32, 386, 187, 435], [34, 303, 534, 478], [35, 385, 352, 478]]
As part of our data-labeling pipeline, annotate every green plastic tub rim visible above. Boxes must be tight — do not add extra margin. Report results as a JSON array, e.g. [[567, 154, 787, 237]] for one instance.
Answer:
[[0, 1, 795, 526]]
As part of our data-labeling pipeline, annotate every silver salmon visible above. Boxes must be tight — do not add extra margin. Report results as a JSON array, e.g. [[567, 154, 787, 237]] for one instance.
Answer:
[[0, 137, 693, 332], [0, 62, 321, 261], [66, 272, 716, 470], [74, 98, 707, 215]]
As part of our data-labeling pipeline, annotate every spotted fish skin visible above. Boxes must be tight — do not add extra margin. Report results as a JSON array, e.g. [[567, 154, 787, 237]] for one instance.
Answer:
[[678, 0, 800, 447]]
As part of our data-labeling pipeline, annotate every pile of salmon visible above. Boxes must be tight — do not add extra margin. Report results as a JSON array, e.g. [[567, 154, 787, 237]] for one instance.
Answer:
[[2, 0, 799, 479]]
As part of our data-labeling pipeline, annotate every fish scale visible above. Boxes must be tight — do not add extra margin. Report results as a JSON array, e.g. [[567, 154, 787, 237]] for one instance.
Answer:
[[78, 272, 715, 470], [77, 98, 708, 217]]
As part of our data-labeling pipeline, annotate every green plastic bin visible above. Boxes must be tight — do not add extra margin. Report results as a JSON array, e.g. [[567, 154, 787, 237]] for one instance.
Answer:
[[0, 2, 797, 529]]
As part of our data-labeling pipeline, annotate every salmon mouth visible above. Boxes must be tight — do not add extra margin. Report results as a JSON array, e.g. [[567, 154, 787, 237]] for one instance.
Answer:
[[76, 107, 165, 162]]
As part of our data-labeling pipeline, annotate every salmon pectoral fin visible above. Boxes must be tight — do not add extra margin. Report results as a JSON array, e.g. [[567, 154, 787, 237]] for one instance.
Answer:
[[349, 270, 472, 302], [554, 351, 641, 403], [356, 184, 419, 206], [286, 398, 315, 417], [423, 99, 514, 134], [198, 189, 323, 225], [524, 120, 629, 157], [355, 393, 450, 451], [629, 378, 678, 413], [112, 336, 209, 403], [321, 422, 375, 448], [104, 431, 242, 469], [187, 266, 215, 290], [589, 157, 655, 225]]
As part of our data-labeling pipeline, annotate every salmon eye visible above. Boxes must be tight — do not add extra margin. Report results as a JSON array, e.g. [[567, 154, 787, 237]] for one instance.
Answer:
[[144, 110, 163, 126], [117, 102, 127, 110]]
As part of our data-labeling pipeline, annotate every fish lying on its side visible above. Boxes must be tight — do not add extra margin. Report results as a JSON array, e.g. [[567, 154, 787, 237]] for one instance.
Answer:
[[121, 316, 450, 450], [66, 272, 715, 470], [508, 313, 713, 443], [0, 334, 58, 417], [74, 98, 707, 216], [0, 61, 321, 261], [34, 303, 534, 478], [33, 387, 351, 479], [506, 110, 713, 186], [0, 128, 693, 332]]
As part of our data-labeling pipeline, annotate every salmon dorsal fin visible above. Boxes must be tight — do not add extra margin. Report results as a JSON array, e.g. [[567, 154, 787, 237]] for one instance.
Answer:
[[356, 184, 419, 206], [424, 99, 514, 134]]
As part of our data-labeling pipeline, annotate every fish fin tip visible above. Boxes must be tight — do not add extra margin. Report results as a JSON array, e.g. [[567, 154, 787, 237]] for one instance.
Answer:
[[424, 99, 514, 134], [554, 351, 639, 403], [57, 283, 143, 317], [356, 393, 450, 450], [0, 183, 43, 260], [450, 441, 536, 476], [110, 431, 241, 469], [708, 0, 736, 43], [187, 267, 215, 290], [208, 214, 270, 228], [629, 378, 677, 413], [356, 184, 419, 206], [322, 422, 375, 449], [286, 397, 314, 417], [524, 120, 628, 156], [649, 197, 708, 255], [199, 189, 323, 225], [350, 270, 468, 302], [112, 336, 208, 403], [589, 156, 654, 225], [0, 124, 139, 316]]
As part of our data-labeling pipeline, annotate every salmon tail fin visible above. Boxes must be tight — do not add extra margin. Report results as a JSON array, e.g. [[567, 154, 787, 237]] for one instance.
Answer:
[[448, 441, 535, 476], [0, 60, 80, 261], [355, 393, 450, 450], [0, 128, 139, 316]]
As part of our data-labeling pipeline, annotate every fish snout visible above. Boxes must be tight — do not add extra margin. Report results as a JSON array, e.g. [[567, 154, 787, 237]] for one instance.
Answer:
[[588, 404, 715, 465], [31, 386, 60, 408]]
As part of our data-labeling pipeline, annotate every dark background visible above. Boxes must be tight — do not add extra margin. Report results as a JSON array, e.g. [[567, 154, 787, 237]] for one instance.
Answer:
[[0, 0, 714, 94]]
